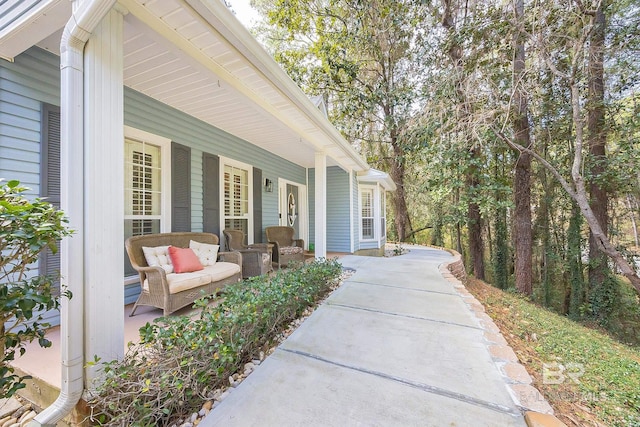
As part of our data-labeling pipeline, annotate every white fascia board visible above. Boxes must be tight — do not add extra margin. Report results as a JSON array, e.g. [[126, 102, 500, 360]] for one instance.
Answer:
[[184, 0, 369, 172], [357, 168, 397, 191], [0, 0, 71, 61]]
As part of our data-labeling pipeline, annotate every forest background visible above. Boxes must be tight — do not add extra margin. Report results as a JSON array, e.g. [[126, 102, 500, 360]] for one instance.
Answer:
[[239, 0, 639, 344]]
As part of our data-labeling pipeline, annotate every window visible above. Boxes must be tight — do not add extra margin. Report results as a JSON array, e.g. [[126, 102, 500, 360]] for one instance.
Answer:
[[124, 127, 171, 277], [380, 190, 386, 238], [361, 188, 375, 240], [221, 158, 252, 241], [125, 139, 162, 237]]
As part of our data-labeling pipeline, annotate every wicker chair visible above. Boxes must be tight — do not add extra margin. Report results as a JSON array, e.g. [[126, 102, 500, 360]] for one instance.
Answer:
[[265, 226, 305, 269], [223, 229, 272, 278]]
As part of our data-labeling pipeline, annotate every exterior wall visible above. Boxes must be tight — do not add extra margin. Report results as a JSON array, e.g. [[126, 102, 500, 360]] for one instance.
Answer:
[[307, 166, 352, 253], [326, 166, 350, 252], [352, 171, 360, 252], [0, 47, 306, 237], [0, 47, 61, 324], [124, 89, 306, 235], [0, 47, 59, 195], [307, 168, 315, 247]]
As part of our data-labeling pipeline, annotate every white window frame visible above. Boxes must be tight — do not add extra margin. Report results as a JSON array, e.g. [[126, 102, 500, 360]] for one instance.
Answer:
[[359, 185, 377, 242], [124, 126, 171, 283], [219, 156, 254, 245], [380, 187, 386, 239]]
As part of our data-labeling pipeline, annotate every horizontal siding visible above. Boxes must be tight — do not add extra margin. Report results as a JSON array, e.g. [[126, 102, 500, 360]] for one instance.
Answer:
[[125, 283, 142, 305], [359, 241, 380, 250], [352, 172, 359, 252], [124, 89, 306, 233], [307, 168, 315, 246], [326, 166, 350, 252], [0, 48, 59, 194]]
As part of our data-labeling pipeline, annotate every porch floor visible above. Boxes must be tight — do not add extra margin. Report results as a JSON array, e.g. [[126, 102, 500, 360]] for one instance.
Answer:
[[12, 252, 347, 393]]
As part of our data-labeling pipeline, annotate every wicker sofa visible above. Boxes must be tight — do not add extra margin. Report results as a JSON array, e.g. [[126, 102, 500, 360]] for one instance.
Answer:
[[125, 232, 242, 316]]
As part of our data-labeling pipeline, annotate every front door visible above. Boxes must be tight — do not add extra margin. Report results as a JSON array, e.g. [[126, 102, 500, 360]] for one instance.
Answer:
[[279, 180, 305, 241]]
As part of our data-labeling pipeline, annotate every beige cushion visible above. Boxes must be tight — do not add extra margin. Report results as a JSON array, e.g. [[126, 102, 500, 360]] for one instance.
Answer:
[[190, 240, 219, 266], [142, 245, 174, 274], [280, 246, 303, 255], [142, 262, 241, 294], [202, 262, 241, 282]]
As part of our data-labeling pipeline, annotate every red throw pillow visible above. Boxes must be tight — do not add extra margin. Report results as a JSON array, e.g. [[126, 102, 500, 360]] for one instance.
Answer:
[[168, 246, 204, 273]]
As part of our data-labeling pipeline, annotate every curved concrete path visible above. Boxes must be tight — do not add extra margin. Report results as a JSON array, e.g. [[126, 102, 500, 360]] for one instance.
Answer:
[[201, 246, 548, 426]]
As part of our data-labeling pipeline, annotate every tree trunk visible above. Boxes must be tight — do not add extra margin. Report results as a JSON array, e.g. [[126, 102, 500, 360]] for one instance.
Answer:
[[441, 0, 484, 279], [389, 145, 412, 241], [628, 194, 639, 247], [512, 0, 533, 296], [467, 147, 485, 280], [587, 1, 609, 295], [568, 203, 585, 318]]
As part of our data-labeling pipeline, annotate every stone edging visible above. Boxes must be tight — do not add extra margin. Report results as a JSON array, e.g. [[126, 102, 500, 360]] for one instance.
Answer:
[[438, 250, 567, 427]]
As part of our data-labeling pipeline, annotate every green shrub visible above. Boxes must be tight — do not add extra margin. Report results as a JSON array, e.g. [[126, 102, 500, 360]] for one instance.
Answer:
[[0, 180, 72, 398], [88, 259, 342, 426]]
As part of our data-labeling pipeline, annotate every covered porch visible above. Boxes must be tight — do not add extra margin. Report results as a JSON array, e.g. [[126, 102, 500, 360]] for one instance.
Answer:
[[0, 0, 379, 424]]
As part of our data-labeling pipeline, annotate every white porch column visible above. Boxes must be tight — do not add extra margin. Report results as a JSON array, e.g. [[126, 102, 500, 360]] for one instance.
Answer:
[[314, 152, 327, 259], [83, 7, 125, 384]]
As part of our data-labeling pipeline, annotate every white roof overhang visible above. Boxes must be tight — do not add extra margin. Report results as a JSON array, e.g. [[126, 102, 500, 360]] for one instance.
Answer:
[[0, 0, 369, 172], [357, 168, 397, 191]]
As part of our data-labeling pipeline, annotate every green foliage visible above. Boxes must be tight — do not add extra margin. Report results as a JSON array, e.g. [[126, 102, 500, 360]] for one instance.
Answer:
[[88, 259, 343, 426], [473, 281, 640, 427], [0, 179, 72, 398]]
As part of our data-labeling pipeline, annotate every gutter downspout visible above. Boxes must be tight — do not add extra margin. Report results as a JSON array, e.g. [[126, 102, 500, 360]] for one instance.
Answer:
[[30, 0, 116, 425]]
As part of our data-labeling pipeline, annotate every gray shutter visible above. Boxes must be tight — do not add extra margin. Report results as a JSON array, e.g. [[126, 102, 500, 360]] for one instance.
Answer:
[[171, 142, 191, 232], [253, 168, 263, 243], [203, 152, 220, 236], [39, 104, 61, 286]]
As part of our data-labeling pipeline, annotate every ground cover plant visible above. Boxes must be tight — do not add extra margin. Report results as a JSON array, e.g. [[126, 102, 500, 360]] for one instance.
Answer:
[[87, 259, 343, 426], [466, 277, 640, 427]]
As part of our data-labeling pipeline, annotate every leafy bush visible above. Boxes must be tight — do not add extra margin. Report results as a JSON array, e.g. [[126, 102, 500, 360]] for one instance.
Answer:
[[88, 259, 342, 426], [0, 180, 72, 398]]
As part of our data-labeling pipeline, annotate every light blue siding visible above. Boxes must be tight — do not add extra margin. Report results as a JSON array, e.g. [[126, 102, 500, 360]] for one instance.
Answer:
[[307, 166, 353, 253], [124, 89, 305, 233], [352, 172, 360, 252], [307, 169, 315, 247], [0, 48, 60, 325], [0, 48, 59, 194], [326, 166, 350, 252]]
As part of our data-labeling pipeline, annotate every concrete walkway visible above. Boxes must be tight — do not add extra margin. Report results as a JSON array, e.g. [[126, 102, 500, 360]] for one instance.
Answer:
[[200, 246, 548, 427]]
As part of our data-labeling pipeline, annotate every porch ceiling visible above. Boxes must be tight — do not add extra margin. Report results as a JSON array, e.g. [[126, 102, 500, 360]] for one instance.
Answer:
[[28, 0, 369, 171]]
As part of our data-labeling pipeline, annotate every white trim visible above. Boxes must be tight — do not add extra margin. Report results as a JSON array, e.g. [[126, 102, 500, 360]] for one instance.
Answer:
[[313, 152, 327, 258], [278, 178, 308, 249], [349, 169, 355, 253], [124, 126, 172, 233], [359, 185, 377, 242], [219, 156, 254, 245]]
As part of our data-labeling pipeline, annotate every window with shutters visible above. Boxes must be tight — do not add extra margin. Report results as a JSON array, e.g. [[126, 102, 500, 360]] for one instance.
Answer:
[[220, 157, 253, 243], [124, 127, 171, 277]]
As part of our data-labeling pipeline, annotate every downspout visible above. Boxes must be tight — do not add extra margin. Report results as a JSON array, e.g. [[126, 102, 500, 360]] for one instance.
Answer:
[[30, 0, 116, 425]]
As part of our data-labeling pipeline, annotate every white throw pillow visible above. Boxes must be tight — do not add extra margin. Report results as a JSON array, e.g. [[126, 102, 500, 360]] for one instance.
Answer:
[[141, 245, 174, 274], [189, 240, 219, 266]]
